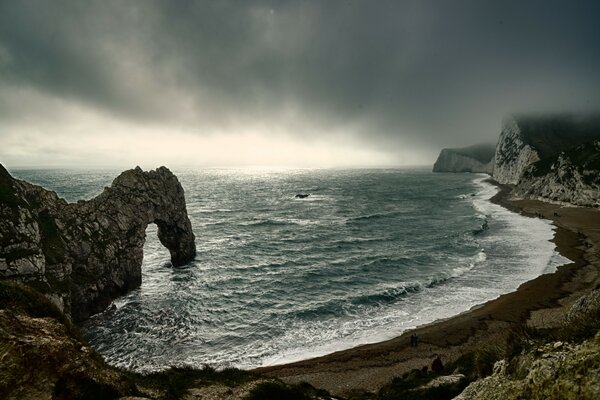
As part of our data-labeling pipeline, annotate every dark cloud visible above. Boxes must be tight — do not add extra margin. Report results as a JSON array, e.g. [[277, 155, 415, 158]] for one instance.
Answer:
[[1, 0, 599, 163]]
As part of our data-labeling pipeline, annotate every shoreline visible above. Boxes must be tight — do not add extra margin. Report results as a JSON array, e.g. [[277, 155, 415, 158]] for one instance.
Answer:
[[255, 179, 600, 397]]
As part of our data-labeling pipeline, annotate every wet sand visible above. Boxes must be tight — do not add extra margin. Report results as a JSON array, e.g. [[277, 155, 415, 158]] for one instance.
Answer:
[[255, 180, 600, 398]]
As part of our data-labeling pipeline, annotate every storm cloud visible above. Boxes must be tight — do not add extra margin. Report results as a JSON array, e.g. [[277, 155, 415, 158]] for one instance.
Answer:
[[1, 0, 599, 167]]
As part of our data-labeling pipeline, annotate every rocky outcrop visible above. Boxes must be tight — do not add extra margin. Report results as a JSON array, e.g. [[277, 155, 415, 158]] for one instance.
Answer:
[[0, 164, 196, 322], [492, 114, 600, 184], [455, 336, 600, 400], [492, 117, 540, 184], [456, 290, 600, 400], [514, 140, 600, 207], [433, 144, 495, 173]]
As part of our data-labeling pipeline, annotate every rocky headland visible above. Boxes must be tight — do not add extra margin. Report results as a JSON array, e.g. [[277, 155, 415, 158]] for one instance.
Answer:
[[435, 114, 600, 206], [432, 143, 495, 173], [0, 164, 196, 322], [492, 114, 600, 185], [514, 139, 600, 207]]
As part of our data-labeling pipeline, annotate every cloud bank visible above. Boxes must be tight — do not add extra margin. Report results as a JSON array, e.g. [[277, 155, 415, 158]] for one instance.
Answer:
[[1, 0, 599, 167]]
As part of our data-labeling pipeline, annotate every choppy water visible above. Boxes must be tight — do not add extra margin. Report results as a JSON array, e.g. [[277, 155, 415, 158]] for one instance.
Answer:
[[10, 168, 568, 371]]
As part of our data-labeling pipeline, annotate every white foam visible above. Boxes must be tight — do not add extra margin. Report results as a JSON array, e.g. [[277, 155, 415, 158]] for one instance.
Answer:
[[256, 175, 571, 368]]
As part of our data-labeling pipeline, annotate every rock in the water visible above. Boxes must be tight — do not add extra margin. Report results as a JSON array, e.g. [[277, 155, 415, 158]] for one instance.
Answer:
[[0, 164, 196, 322]]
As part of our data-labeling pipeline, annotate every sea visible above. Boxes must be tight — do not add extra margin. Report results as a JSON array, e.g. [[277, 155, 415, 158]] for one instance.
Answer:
[[10, 168, 569, 372]]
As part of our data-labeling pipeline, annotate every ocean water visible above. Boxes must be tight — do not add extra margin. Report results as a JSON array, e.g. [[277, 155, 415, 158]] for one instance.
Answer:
[[10, 168, 569, 371]]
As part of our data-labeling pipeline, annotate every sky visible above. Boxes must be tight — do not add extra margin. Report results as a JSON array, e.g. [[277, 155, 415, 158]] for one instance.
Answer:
[[0, 0, 599, 168]]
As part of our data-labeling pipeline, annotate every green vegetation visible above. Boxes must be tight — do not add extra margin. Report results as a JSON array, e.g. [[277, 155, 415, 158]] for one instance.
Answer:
[[517, 114, 600, 159], [0, 280, 71, 329], [528, 139, 600, 181], [246, 381, 330, 400], [376, 369, 466, 400], [131, 365, 260, 400]]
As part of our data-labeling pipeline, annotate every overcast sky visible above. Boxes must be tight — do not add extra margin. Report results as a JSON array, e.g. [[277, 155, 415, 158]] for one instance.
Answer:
[[1, 0, 599, 168]]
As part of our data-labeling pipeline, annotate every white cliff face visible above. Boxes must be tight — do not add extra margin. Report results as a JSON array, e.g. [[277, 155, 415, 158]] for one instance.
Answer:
[[433, 149, 494, 173], [492, 117, 540, 184], [514, 141, 600, 207]]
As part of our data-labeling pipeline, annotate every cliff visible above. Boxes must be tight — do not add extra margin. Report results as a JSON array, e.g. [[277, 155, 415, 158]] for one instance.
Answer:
[[432, 144, 495, 173], [493, 114, 600, 184], [0, 164, 196, 322], [514, 140, 600, 207]]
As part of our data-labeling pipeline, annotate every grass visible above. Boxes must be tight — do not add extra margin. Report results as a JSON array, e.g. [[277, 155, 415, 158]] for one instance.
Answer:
[[374, 355, 481, 400], [245, 381, 323, 400], [0, 280, 70, 326], [130, 365, 261, 400]]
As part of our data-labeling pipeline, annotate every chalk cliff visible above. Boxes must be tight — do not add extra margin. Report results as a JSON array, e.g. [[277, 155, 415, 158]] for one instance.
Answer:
[[0, 164, 196, 322], [433, 144, 495, 173], [514, 140, 600, 207], [492, 114, 600, 184]]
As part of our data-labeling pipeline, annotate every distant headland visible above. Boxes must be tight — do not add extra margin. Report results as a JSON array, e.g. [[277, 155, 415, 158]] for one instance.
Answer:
[[434, 113, 600, 207]]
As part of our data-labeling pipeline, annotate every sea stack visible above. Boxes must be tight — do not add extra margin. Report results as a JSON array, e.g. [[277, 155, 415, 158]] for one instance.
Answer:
[[0, 164, 196, 322]]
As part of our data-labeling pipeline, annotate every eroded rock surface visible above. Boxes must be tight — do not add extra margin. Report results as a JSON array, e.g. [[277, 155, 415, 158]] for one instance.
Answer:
[[0, 164, 195, 321], [514, 140, 600, 207], [492, 114, 600, 185], [493, 116, 540, 184]]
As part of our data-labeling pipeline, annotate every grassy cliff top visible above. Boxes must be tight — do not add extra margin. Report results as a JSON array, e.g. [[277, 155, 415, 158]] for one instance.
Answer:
[[513, 114, 600, 159]]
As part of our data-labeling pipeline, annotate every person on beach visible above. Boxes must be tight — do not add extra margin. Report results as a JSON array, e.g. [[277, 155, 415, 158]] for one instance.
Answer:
[[410, 333, 418, 347], [431, 354, 443, 372]]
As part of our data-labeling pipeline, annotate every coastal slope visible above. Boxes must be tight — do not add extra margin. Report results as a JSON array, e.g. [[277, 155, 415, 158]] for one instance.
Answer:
[[0, 164, 196, 322], [513, 139, 600, 207], [493, 114, 600, 184]]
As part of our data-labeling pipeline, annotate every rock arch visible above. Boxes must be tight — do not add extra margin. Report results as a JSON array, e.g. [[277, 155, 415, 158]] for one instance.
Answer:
[[0, 164, 196, 322]]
